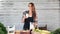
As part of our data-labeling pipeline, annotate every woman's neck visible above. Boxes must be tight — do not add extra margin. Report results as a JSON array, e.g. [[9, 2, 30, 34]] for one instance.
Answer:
[[29, 11, 32, 17]]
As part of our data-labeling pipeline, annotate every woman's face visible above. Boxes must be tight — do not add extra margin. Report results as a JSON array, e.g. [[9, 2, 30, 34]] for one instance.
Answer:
[[28, 4, 34, 11]]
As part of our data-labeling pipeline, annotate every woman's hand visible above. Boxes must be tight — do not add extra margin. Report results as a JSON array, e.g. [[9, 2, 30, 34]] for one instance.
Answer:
[[33, 22, 38, 29]]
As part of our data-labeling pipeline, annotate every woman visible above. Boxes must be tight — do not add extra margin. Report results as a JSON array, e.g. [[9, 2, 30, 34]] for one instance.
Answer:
[[22, 2, 38, 30]]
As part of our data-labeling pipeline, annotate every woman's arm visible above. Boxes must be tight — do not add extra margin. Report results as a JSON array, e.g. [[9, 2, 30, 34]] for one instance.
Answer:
[[21, 11, 29, 23], [21, 12, 26, 23], [35, 16, 38, 24], [22, 15, 26, 23], [33, 16, 38, 28]]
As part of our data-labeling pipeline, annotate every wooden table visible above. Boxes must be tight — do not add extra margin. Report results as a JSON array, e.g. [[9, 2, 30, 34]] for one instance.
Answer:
[[15, 30, 30, 34]]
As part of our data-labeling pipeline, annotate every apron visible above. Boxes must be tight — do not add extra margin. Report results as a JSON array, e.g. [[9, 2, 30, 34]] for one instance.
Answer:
[[30, 22, 34, 29]]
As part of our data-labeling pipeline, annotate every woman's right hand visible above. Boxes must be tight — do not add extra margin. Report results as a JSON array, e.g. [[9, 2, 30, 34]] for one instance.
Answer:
[[22, 15, 28, 23]]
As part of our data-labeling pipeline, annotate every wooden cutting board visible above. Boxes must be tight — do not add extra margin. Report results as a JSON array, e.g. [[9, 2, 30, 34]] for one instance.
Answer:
[[15, 30, 20, 34]]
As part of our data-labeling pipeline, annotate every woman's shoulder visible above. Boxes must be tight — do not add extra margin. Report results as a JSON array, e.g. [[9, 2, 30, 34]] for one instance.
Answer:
[[23, 10, 29, 14]]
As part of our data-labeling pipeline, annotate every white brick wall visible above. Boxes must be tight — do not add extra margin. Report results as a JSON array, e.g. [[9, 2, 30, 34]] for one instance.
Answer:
[[0, 0, 60, 31]]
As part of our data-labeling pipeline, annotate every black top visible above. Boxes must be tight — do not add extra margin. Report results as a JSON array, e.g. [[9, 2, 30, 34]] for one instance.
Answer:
[[23, 11, 35, 30]]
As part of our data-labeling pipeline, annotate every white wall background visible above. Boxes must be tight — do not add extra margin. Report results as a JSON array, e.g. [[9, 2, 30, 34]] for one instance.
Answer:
[[0, 0, 60, 31]]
